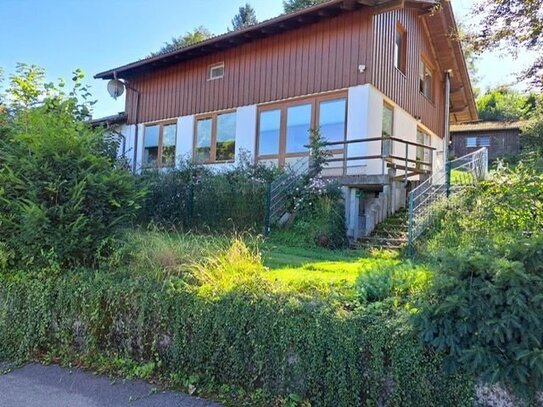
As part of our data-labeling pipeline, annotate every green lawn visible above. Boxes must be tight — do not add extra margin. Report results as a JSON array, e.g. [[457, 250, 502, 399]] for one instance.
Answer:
[[260, 241, 401, 291]]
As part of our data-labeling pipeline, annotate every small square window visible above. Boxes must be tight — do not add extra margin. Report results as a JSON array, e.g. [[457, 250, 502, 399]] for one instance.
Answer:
[[208, 63, 224, 80], [466, 137, 477, 148], [479, 136, 491, 147]]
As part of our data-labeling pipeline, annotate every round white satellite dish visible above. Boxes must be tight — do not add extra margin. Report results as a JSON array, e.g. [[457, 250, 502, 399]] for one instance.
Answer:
[[107, 79, 125, 99]]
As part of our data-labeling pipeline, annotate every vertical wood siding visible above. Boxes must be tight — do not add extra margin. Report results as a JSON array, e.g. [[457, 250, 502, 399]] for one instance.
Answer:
[[371, 8, 445, 137], [125, 9, 372, 124]]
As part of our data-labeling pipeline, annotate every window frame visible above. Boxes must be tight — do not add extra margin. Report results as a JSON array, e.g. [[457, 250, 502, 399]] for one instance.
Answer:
[[381, 102, 395, 157], [466, 136, 478, 148], [193, 110, 237, 164], [419, 55, 435, 102], [142, 119, 178, 168], [255, 91, 348, 166], [208, 62, 225, 81], [478, 135, 491, 147], [394, 23, 407, 75]]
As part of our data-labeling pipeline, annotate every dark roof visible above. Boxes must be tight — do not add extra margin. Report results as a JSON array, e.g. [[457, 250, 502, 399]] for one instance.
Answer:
[[451, 120, 526, 133], [90, 113, 127, 127], [95, 0, 431, 80]]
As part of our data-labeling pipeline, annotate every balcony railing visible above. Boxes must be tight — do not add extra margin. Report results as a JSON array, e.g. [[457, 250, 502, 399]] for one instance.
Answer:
[[321, 136, 436, 182]]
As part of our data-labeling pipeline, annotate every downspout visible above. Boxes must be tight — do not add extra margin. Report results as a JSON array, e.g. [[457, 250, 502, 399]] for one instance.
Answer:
[[443, 70, 451, 164], [114, 71, 140, 173], [132, 90, 140, 173]]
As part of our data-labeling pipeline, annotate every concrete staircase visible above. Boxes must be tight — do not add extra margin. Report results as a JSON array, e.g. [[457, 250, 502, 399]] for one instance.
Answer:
[[358, 209, 408, 250]]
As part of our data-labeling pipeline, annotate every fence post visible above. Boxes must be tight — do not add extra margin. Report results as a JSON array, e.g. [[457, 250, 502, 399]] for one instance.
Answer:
[[404, 142, 409, 184], [264, 181, 272, 236], [445, 161, 451, 198], [188, 183, 194, 228], [407, 191, 415, 257]]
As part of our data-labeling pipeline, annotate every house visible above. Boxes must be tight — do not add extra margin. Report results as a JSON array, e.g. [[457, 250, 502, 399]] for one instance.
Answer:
[[450, 121, 524, 160], [94, 0, 477, 239]]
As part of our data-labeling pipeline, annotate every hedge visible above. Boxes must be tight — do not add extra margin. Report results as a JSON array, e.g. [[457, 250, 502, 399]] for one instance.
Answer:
[[0, 269, 474, 406]]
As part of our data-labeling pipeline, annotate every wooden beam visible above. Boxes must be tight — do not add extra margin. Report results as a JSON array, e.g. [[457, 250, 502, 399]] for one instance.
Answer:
[[450, 106, 468, 114]]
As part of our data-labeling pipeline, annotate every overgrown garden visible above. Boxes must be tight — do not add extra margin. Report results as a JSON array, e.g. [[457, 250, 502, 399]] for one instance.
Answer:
[[0, 65, 542, 406]]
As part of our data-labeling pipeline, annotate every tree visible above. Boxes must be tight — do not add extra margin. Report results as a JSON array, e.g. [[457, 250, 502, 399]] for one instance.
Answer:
[[476, 87, 539, 121], [231, 3, 258, 31], [0, 64, 143, 270], [283, 0, 328, 13], [469, 0, 543, 87], [152, 26, 212, 56]]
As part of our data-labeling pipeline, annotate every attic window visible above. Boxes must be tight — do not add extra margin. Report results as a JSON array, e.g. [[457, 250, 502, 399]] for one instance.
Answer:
[[394, 23, 407, 74], [208, 63, 224, 80]]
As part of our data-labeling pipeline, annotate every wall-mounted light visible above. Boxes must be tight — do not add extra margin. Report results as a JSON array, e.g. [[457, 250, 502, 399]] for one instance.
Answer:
[[358, 64, 366, 73]]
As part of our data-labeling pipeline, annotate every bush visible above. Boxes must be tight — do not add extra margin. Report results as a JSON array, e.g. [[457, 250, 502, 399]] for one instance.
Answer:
[[139, 156, 279, 233], [0, 65, 143, 269], [356, 262, 431, 304], [0, 261, 474, 407], [416, 237, 543, 400]]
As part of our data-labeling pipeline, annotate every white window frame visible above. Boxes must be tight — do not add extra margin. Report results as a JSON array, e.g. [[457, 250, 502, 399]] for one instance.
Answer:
[[208, 63, 225, 80]]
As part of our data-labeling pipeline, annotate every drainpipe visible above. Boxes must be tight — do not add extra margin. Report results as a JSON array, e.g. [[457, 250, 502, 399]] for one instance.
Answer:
[[114, 71, 140, 173], [443, 70, 452, 166], [131, 90, 141, 173]]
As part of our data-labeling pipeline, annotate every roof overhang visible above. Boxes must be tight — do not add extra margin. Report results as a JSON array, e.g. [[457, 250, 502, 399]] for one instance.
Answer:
[[95, 0, 417, 80], [424, 0, 478, 123]]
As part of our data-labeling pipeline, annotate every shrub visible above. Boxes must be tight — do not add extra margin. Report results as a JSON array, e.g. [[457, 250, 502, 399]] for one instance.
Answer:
[[416, 237, 543, 400], [0, 259, 474, 406], [356, 262, 432, 304], [0, 65, 143, 269], [139, 155, 279, 232]]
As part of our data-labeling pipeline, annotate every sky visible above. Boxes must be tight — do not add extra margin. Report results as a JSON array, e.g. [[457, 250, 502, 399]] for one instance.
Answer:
[[0, 0, 536, 119]]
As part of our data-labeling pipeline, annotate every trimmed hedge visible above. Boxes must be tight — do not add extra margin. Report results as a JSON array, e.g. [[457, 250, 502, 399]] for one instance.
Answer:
[[0, 269, 473, 406]]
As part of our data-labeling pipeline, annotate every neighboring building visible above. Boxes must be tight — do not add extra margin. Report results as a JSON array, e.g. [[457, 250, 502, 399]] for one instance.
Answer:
[[94, 0, 477, 239], [450, 121, 524, 160]]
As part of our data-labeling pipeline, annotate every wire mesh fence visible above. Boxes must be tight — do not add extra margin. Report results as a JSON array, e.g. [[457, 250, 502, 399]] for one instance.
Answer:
[[407, 148, 489, 252]]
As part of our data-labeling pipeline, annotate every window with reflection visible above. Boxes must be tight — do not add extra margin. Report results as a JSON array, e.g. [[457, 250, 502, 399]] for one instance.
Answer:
[[382, 103, 394, 156], [162, 124, 177, 166], [319, 98, 346, 144], [195, 118, 213, 163], [286, 104, 312, 153], [419, 58, 434, 100], [143, 122, 177, 168], [416, 128, 431, 166], [258, 109, 281, 156], [195, 112, 237, 163], [216, 112, 236, 161], [394, 23, 407, 74]]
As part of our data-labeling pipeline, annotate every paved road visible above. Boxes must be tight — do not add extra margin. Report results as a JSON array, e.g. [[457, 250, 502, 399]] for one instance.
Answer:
[[0, 363, 222, 407]]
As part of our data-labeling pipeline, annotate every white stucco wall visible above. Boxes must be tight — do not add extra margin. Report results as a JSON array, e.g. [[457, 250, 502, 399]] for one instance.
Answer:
[[127, 85, 443, 177]]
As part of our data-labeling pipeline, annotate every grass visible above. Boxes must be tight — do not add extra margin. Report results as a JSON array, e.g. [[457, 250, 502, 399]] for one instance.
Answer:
[[121, 229, 412, 299], [261, 240, 401, 289]]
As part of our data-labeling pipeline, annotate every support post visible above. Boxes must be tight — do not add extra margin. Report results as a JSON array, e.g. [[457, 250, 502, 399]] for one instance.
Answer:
[[264, 181, 272, 236], [445, 161, 451, 198], [407, 191, 415, 257], [404, 142, 409, 184]]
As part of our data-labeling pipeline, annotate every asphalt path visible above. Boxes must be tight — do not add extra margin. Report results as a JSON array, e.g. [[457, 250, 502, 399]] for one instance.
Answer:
[[0, 363, 222, 407]]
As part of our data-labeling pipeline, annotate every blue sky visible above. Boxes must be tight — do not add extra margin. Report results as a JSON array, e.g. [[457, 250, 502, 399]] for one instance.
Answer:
[[0, 0, 535, 119]]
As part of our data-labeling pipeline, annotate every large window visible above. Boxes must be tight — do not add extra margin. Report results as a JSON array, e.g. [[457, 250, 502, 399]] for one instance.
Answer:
[[195, 111, 237, 163], [286, 104, 312, 153], [258, 109, 281, 156], [419, 58, 434, 100], [143, 121, 177, 167], [394, 23, 407, 74], [382, 103, 394, 156], [257, 93, 347, 165]]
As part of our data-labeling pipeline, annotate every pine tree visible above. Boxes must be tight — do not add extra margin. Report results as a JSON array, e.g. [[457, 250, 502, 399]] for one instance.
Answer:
[[231, 3, 258, 31], [283, 0, 328, 13]]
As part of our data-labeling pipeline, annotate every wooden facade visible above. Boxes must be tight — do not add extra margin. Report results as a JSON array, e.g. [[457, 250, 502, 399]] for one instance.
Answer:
[[96, 0, 477, 137], [125, 8, 372, 125], [372, 8, 445, 137]]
